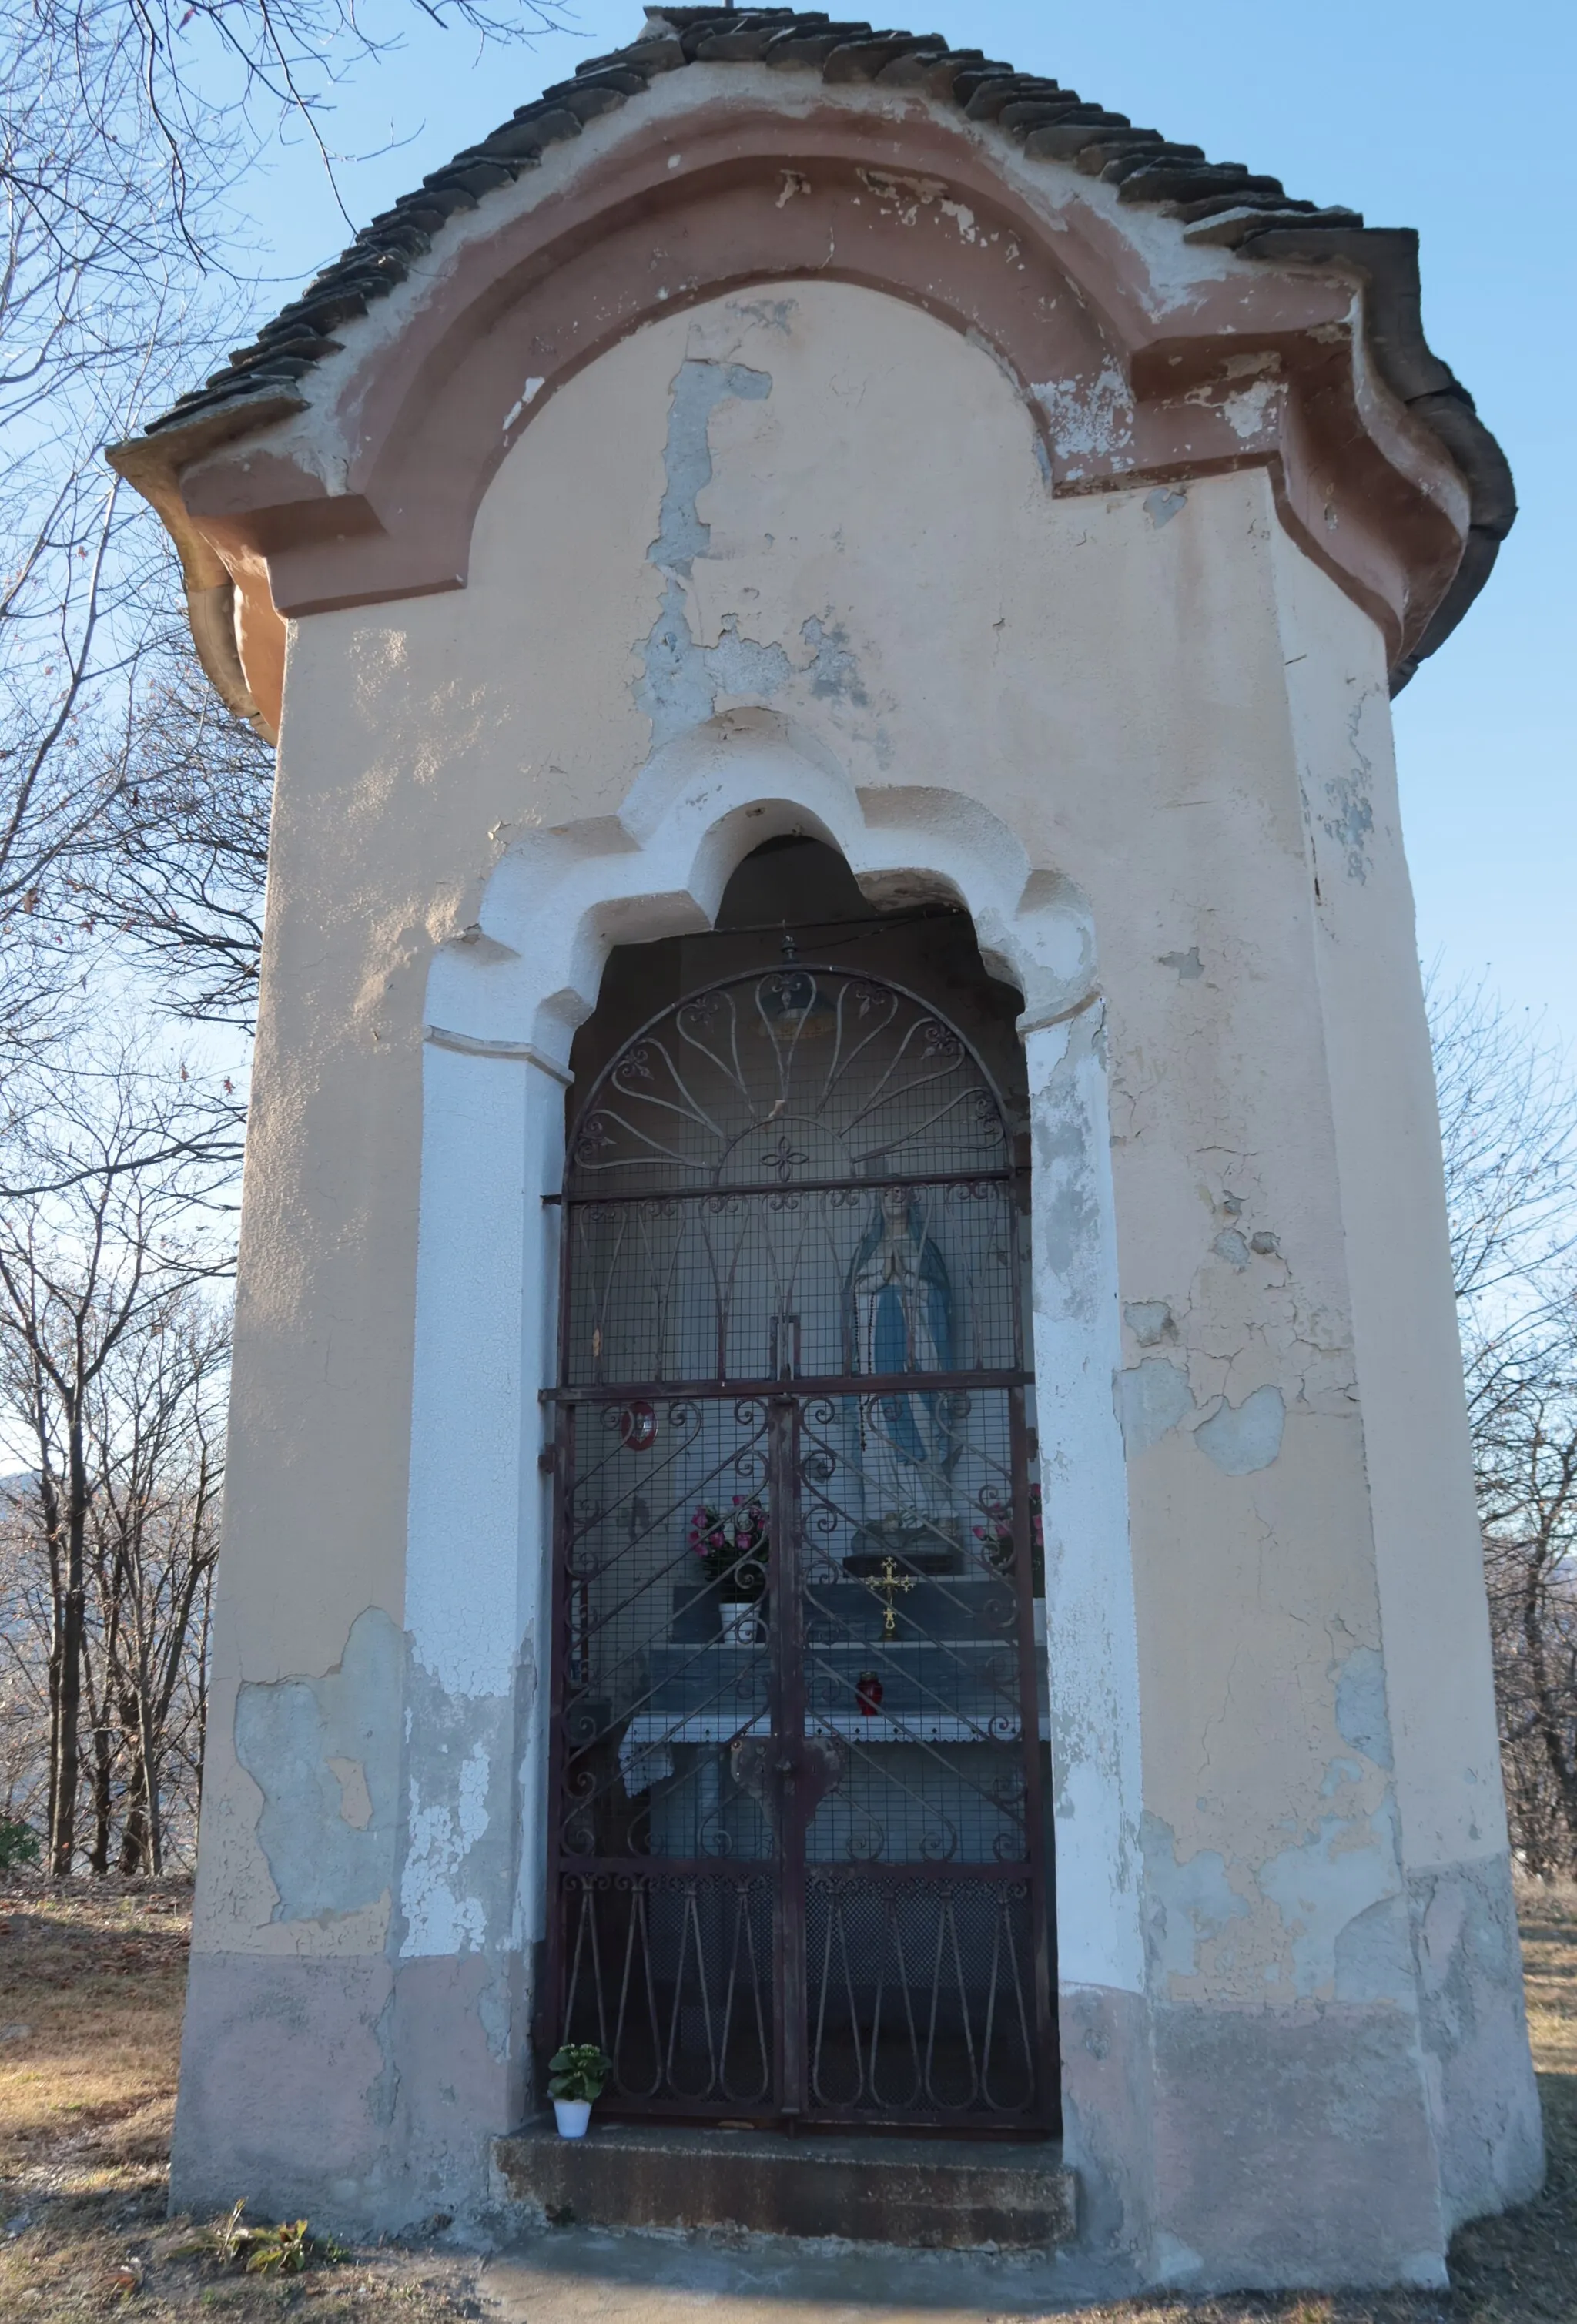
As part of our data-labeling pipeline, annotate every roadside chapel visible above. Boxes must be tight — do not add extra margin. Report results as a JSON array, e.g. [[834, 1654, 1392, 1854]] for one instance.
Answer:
[[114, 6, 1542, 2297]]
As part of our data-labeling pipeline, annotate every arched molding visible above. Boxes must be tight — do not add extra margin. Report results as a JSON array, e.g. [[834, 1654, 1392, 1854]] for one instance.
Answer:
[[401, 715, 1146, 2040], [158, 79, 1470, 732], [427, 710, 1097, 1067]]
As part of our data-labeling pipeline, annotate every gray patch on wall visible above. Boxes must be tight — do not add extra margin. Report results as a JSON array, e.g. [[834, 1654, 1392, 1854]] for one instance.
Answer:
[[1158, 946, 1203, 979], [235, 1607, 403, 1924], [1321, 703, 1377, 882], [1144, 486, 1187, 528], [1334, 1644, 1394, 1770], [1261, 1803, 1404, 1998], [634, 360, 870, 745], [1123, 1299, 1174, 1348], [1117, 1356, 1195, 1455], [1140, 1812, 1248, 1981], [1194, 1384, 1284, 1474], [801, 614, 869, 705], [1332, 1892, 1415, 2005], [1408, 1855, 1545, 2227]]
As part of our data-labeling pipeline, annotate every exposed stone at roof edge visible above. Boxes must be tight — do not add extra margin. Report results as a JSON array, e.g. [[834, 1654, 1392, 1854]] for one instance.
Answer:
[[138, 6, 1512, 687]]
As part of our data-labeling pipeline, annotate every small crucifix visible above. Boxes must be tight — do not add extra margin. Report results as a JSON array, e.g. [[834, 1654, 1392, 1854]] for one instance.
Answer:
[[864, 1554, 917, 1639]]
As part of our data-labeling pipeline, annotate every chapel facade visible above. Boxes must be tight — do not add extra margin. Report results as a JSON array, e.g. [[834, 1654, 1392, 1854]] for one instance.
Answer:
[[115, 6, 1542, 2293]]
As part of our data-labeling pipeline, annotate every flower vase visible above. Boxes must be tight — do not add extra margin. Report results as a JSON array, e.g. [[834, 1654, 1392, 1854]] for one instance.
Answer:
[[720, 1601, 763, 1646], [553, 2096, 592, 2138]]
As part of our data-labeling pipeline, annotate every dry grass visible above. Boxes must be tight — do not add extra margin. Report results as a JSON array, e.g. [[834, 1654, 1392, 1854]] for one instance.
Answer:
[[0, 1875, 481, 2320], [0, 1874, 1571, 2320]]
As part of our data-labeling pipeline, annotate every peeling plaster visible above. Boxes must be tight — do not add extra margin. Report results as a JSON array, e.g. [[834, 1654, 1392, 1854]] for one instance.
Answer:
[[1194, 1383, 1286, 1475], [648, 360, 772, 576], [1158, 946, 1203, 979], [234, 1608, 402, 1927], [1124, 1299, 1174, 1348], [634, 357, 873, 747], [1032, 365, 1133, 473], [1117, 1355, 1196, 1455], [1261, 1803, 1405, 1998], [1320, 695, 1379, 882], [1145, 486, 1187, 528], [801, 614, 869, 705], [501, 376, 544, 432], [1334, 1644, 1395, 1770], [1141, 1813, 1250, 1983], [397, 1657, 517, 1961]]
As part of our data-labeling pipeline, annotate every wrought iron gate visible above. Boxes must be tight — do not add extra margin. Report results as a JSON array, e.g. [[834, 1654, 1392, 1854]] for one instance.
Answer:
[[545, 966, 1057, 2131]]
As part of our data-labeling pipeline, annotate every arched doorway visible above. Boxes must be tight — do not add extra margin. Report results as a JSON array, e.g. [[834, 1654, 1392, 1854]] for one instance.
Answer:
[[544, 846, 1056, 2133]]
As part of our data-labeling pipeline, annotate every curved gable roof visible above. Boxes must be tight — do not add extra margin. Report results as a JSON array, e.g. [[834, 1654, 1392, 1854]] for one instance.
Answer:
[[114, 7, 1511, 731]]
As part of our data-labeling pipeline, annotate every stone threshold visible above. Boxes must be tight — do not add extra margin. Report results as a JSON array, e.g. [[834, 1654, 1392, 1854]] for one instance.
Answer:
[[493, 2120, 1077, 2251]]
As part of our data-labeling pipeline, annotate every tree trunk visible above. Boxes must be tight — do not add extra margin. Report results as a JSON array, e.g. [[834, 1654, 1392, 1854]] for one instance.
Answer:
[[48, 1418, 88, 1876], [90, 1719, 114, 1875], [119, 1689, 149, 1874]]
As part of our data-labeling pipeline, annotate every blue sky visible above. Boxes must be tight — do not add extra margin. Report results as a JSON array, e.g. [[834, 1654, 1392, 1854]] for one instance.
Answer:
[[234, 2, 1574, 1046]]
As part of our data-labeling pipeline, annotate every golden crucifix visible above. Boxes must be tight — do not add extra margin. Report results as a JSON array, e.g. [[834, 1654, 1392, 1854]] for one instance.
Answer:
[[864, 1555, 918, 1639]]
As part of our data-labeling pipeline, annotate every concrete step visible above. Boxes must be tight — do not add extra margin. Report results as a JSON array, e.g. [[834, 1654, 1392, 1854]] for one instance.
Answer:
[[493, 2121, 1076, 2251]]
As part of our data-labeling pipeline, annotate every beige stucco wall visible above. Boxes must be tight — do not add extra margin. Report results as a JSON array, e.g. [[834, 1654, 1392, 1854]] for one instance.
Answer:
[[179, 277, 1539, 2279]]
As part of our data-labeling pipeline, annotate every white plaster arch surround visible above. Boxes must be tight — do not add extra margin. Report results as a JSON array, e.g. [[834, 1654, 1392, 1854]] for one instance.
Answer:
[[403, 712, 1147, 2065]]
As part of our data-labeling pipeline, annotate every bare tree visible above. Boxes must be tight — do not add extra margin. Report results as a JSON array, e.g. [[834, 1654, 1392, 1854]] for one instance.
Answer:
[[1430, 970, 1577, 1874], [0, 1046, 236, 1871], [1477, 1341, 1577, 1877], [2, 0, 571, 1080], [82, 648, 275, 1032]]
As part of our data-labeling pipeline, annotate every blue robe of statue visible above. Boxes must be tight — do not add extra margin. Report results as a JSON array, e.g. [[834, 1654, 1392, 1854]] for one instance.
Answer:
[[844, 1189, 958, 1529]]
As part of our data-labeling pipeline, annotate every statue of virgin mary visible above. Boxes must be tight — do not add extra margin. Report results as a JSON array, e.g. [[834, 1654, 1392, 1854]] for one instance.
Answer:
[[844, 1187, 959, 1544]]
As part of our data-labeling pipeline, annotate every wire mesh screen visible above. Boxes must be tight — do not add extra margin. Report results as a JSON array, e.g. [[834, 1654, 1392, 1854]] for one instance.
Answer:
[[547, 967, 1056, 2130]]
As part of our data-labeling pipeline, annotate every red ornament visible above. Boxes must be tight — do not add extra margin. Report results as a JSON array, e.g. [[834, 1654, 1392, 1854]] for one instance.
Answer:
[[855, 1671, 883, 1716], [619, 1400, 657, 1452]]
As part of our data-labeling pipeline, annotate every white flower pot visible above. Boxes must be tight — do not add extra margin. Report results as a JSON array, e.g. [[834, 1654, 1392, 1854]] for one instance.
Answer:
[[553, 2096, 593, 2138], [721, 1601, 764, 1645]]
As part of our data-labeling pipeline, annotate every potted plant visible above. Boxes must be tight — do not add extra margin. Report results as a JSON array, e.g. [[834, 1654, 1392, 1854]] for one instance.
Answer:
[[688, 1496, 768, 1640], [547, 2043, 611, 2138]]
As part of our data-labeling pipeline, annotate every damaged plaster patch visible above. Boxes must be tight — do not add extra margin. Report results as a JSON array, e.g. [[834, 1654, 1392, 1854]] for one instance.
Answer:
[[648, 360, 772, 574], [234, 1607, 401, 1924], [501, 376, 544, 432], [1322, 773, 1374, 883], [1335, 1645, 1395, 1770], [1333, 1894, 1415, 2005], [1261, 1806, 1404, 1998], [1184, 356, 1284, 441], [1032, 365, 1133, 470], [636, 358, 774, 747], [1124, 1299, 1174, 1348], [1141, 1813, 1249, 1982], [1212, 1228, 1251, 1271], [1159, 946, 1203, 979], [1117, 1356, 1196, 1455], [856, 166, 946, 225], [1145, 486, 1187, 528], [704, 616, 793, 698], [801, 614, 868, 705], [398, 1656, 517, 1959], [634, 360, 871, 745], [1194, 1384, 1285, 1475], [1321, 697, 1378, 882]]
